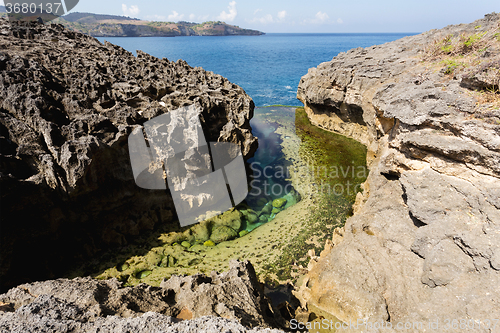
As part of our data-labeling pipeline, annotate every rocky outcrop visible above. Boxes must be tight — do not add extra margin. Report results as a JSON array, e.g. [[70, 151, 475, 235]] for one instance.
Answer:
[[295, 13, 500, 330], [0, 260, 285, 332], [0, 19, 257, 292]]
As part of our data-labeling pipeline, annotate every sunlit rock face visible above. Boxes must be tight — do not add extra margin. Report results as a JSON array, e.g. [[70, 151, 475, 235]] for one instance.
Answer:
[[295, 13, 500, 329]]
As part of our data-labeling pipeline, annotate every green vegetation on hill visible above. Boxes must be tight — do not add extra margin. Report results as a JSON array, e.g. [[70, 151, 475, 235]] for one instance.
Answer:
[[62, 12, 140, 22]]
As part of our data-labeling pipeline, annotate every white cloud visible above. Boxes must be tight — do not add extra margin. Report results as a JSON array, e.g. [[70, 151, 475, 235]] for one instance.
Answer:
[[167, 11, 184, 21], [254, 8, 262, 15], [260, 14, 274, 24], [122, 4, 140, 17], [217, 1, 237, 22], [248, 10, 287, 25], [315, 11, 329, 22], [300, 11, 332, 25], [146, 14, 166, 21], [189, 13, 196, 21], [337, 18, 343, 24], [199, 15, 210, 22], [249, 14, 273, 24]]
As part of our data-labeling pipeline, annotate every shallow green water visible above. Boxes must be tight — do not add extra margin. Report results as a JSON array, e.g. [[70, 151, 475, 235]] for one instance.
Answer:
[[71, 106, 367, 287], [258, 107, 368, 283], [294, 107, 367, 203], [242, 107, 302, 231]]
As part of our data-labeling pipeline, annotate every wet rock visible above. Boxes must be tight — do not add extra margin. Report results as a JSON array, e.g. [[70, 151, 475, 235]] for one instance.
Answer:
[[0, 19, 257, 291], [261, 203, 273, 215], [210, 226, 238, 243], [136, 270, 153, 279], [203, 240, 215, 247], [257, 197, 269, 206], [246, 211, 260, 224], [272, 198, 287, 208], [191, 222, 211, 242]]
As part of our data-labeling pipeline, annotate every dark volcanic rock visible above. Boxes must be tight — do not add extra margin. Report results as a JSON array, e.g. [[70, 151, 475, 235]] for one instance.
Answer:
[[0, 19, 257, 292], [0, 260, 285, 332]]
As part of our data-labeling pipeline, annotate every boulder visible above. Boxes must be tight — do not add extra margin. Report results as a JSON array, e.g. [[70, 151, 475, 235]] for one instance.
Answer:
[[0, 19, 257, 292], [210, 226, 238, 243]]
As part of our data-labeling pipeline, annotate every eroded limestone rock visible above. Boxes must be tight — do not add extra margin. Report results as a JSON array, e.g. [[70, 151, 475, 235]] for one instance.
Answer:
[[0, 19, 257, 291], [295, 13, 500, 331], [0, 260, 284, 331]]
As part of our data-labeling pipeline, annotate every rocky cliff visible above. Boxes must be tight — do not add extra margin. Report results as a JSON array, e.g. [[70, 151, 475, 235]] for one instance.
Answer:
[[0, 19, 257, 292], [295, 13, 500, 330]]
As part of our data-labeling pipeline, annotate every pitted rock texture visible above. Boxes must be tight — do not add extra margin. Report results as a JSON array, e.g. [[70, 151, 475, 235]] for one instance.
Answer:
[[295, 13, 500, 331], [0, 260, 285, 332], [0, 19, 257, 292]]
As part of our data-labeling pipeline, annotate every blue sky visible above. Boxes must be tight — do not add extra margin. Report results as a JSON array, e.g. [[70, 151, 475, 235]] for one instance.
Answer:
[[2, 0, 499, 32]]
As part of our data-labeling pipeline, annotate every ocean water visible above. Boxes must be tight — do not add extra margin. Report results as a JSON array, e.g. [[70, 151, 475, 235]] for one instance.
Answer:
[[85, 34, 392, 283], [97, 33, 417, 106]]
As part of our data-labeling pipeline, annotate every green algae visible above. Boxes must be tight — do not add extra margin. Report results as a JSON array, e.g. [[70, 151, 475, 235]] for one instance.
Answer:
[[294, 107, 367, 202], [271, 207, 281, 214], [210, 225, 238, 243], [136, 270, 152, 279], [272, 198, 287, 208], [67, 106, 367, 290], [259, 107, 367, 284]]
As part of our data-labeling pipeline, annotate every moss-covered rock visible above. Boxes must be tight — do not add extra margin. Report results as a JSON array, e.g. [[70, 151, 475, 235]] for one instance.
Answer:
[[136, 269, 152, 279], [204, 240, 215, 247], [145, 251, 163, 266], [160, 232, 185, 245], [168, 255, 177, 267], [259, 214, 268, 223], [210, 225, 238, 243], [181, 241, 191, 248], [239, 230, 249, 237], [159, 254, 178, 268], [272, 198, 287, 208], [190, 221, 211, 242], [271, 207, 281, 214], [208, 208, 242, 232], [257, 197, 269, 206], [247, 211, 259, 224], [118, 262, 129, 272], [261, 203, 272, 215]]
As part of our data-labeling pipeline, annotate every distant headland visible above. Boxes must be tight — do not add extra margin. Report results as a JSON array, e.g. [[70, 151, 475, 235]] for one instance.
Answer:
[[0, 8, 265, 37]]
